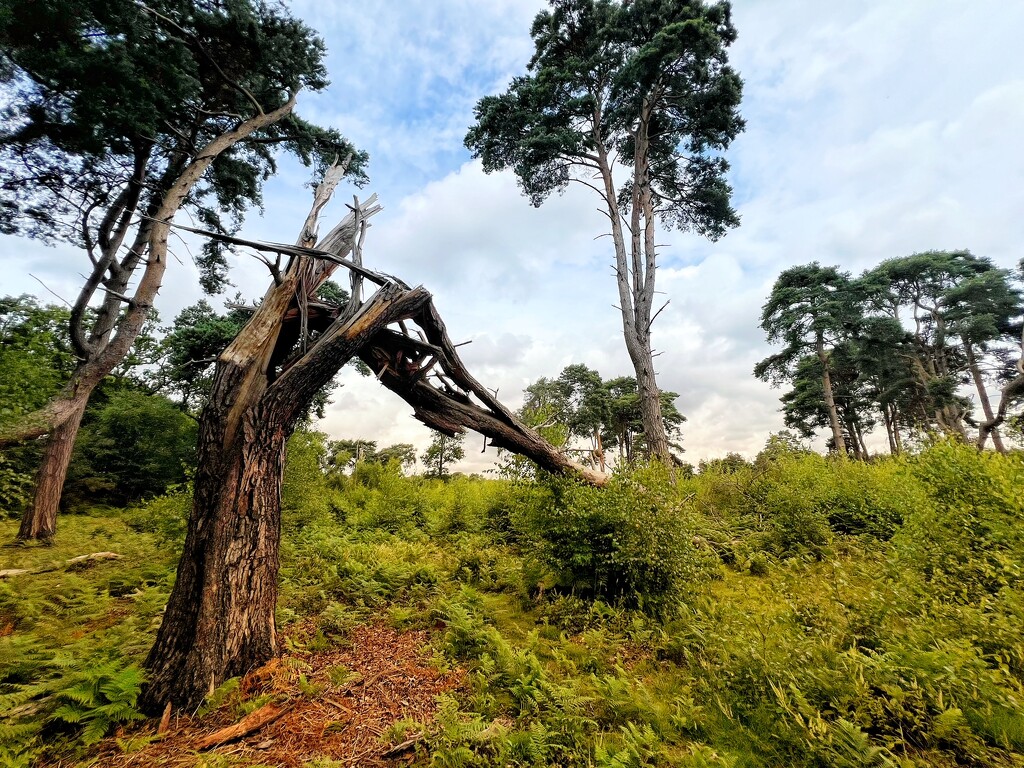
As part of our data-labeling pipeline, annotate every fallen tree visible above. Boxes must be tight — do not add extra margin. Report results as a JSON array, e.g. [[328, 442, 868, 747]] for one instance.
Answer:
[[141, 167, 606, 713]]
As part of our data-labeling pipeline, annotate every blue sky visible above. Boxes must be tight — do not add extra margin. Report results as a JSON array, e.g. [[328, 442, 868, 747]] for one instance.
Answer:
[[4, 1, 1024, 471]]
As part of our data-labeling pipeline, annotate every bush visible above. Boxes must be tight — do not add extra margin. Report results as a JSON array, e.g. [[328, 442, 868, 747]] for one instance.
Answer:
[[124, 485, 192, 549], [282, 429, 332, 528], [740, 453, 923, 559], [65, 389, 197, 508], [512, 465, 716, 616], [896, 440, 1024, 602]]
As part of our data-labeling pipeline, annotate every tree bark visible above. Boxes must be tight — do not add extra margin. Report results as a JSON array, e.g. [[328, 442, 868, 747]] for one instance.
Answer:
[[817, 336, 847, 457], [593, 107, 671, 465], [141, 404, 288, 712], [963, 338, 1005, 453], [16, 398, 87, 542]]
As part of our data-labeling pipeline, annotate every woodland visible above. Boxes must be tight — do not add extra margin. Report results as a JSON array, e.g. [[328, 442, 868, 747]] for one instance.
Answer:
[[1, 0, 1023, 767]]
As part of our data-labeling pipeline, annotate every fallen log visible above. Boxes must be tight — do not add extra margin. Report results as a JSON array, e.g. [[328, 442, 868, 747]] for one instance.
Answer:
[[0, 551, 121, 579]]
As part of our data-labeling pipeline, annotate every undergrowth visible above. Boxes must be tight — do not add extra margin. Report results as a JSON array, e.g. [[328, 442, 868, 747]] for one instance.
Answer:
[[1, 439, 1022, 767]]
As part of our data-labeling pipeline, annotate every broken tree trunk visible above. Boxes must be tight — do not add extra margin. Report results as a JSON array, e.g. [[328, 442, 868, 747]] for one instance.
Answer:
[[358, 312, 607, 486], [141, 170, 606, 713]]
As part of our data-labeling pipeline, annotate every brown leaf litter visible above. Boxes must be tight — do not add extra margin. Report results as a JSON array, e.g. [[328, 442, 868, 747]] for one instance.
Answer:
[[88, 622, 462, 767]]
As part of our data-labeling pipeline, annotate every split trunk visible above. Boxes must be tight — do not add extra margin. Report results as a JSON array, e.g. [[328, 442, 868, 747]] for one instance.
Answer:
[[142, 182, 605, 712]]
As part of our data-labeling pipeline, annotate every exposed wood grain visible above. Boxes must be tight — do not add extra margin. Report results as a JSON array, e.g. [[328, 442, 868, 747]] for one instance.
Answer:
[[195, 702, 289, 749]]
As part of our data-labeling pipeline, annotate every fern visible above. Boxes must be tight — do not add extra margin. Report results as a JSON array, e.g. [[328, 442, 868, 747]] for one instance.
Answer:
[[48, 663, 146, 746]]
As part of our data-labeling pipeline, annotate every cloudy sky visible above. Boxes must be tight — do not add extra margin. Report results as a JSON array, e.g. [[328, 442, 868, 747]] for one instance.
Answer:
[[4, 1, 1023, 472]]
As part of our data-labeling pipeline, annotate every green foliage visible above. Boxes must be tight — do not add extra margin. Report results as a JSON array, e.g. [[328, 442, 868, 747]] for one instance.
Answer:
[[0, 0, 365, 257], [48, 662, 145, 745], [125, 484, 192, 549], [0, 296, 74, 513], [153, 299, 248, 411], [512, 465, 716, 615], [758, 251, 1024, 449], [466, 0, 744, 237], [4, 439, 1024, 767], [282, 429, 332, 528], [0, 513, 175, 763], [520, 365, 686, 469], [67, 389, 197, 506], [747, 453, 920, 557], [0, 296, 74, 423], [896, 440, 1024, 602], [421, 431, 467, 478]]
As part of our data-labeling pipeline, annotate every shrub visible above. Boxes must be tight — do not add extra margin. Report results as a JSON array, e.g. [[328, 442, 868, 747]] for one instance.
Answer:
[[896, 440, 1024, 602], [124, 485, 192, 548], [282, 429, 332, 528], [743, 453, 922, 558], [513, 465, 716, 616]]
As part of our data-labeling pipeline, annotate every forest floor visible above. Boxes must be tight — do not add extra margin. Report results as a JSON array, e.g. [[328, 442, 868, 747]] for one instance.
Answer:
[[3, 444, 1024, 767], [89, 622, 462, 768]]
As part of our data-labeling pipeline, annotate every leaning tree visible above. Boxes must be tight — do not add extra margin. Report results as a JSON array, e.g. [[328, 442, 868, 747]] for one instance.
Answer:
[[0, 0, 360, 541], [466, 0, 744, 464], [861, 250, 1022, 445], [141, 168, 606, 713]]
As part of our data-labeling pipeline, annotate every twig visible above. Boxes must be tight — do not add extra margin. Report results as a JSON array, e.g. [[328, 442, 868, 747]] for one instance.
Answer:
[[28, 274, 72, 307]]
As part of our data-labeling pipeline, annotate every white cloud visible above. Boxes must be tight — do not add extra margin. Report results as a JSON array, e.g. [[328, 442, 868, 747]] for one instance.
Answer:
[[3, 0, 1023, 473]]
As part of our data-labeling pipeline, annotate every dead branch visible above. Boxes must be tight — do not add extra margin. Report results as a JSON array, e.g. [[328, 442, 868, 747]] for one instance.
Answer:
[[0, 551, 121, 579], [647, 299, 670, 330], [143, 217, 393, 287], [195, 702, 290, 750], [358, 299, 608, 486], [380, 732, 426, 758]]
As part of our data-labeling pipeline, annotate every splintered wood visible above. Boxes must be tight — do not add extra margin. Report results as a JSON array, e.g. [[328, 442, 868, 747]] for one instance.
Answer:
[[89, 623, 461, 767], [358, 301, 608, 486], [154, 186, 606, 486]]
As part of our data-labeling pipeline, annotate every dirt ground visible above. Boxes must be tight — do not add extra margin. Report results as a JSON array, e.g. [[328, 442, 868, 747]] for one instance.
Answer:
[[88, 622, 462, 767]]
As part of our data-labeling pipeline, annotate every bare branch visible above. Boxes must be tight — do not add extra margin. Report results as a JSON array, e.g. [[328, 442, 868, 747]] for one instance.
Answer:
[[28, 275, 73, 307], [647, 299, 670, 330], [98, 286, 137, 307]]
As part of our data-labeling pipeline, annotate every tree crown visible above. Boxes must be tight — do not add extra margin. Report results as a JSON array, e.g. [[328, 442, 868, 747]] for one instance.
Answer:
[[465, 0, 744, 238]]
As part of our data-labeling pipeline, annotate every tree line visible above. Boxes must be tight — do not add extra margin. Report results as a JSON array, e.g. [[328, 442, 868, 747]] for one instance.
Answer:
[[756, 252, 1024, 457]]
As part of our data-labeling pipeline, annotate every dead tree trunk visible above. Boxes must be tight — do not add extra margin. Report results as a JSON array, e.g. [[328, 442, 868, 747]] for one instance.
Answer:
[[142, 171, 604, 713]]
